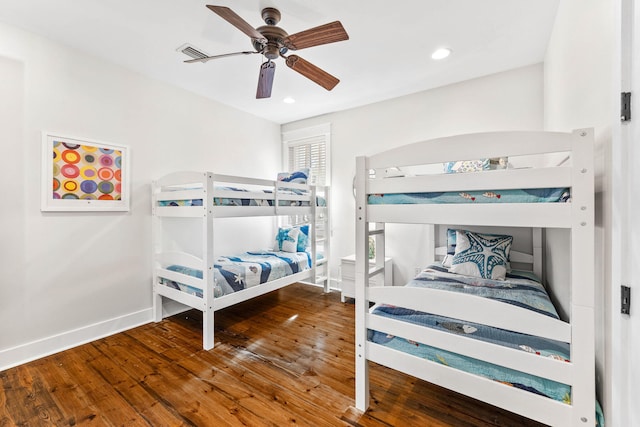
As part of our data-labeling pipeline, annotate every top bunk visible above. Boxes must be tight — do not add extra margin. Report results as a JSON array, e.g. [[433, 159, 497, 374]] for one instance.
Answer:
[[355, 129, 594, 228], [152, 171, 329, 218]]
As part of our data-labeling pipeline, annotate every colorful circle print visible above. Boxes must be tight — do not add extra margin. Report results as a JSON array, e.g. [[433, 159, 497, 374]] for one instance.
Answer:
[[80, 166, 97, 179], [61, 164, 80, 178], [98, 181, 114, 194], [80, 180, 98, 194], [98, 168, 114, 181], [61, 150, 81, 164], [63, 180, 78, 192], [52, 142, 122, 200], [99, 155, 114, 167]]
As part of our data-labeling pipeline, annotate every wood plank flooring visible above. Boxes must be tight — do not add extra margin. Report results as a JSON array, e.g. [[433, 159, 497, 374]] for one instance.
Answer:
[[1, 283, 546, 426]]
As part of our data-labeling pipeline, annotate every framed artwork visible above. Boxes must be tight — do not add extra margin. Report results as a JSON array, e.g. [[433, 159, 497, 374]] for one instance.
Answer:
[[41, 132, 130, 212]]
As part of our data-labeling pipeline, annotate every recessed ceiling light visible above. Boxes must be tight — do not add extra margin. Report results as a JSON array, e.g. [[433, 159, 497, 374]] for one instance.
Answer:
[[283, 97, 296, 104], [431, 48, 452, 60]]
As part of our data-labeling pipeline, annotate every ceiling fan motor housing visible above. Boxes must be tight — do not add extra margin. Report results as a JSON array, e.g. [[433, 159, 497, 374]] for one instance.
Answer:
[[253, 24, 289, 59]]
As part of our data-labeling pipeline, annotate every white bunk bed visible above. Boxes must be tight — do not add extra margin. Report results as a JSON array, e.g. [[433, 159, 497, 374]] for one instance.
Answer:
[[152, 171, 330, 350], [354, 129, 597, 426]]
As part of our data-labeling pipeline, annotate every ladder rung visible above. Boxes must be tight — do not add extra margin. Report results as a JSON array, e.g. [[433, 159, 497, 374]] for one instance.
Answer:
[[368, 266, 384, 278]]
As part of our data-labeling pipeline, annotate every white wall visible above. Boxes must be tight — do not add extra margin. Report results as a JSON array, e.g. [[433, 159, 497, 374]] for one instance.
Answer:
[[282, 64, 544, 286], [0, 23, 281, 370], [543, 0, 615, 421]]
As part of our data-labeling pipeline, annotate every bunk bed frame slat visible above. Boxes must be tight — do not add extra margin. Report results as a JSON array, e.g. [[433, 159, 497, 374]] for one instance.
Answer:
[[369, 166, 571, 194], [368, 203, 572, 228], [367, 130, 573, 169], [367, 342, 573, 427], [367, 286, 571, 342], [367, 314, 574, 385]]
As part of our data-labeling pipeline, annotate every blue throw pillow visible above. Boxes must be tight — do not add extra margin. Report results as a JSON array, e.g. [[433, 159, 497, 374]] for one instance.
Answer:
[[450, 230, 513, 280], [274, 227, 300, 253], [296, 224, 310, 252]]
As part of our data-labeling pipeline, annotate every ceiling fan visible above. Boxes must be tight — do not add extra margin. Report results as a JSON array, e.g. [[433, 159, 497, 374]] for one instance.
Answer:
[[186, 5, 349, 99]]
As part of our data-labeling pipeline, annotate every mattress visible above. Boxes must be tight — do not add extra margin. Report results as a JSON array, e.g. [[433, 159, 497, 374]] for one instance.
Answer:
[[161, 250, 314, 298], [368, 264, 572, 403], [159, 186, 327, 207], [367, 187, 570, 205]]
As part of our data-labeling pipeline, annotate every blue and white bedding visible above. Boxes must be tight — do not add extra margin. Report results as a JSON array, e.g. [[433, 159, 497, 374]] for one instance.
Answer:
[[367, 187, 570, 205], [159, 186, 327, 207], [369, 264, 573, 403], [161, 250, 313, 298]]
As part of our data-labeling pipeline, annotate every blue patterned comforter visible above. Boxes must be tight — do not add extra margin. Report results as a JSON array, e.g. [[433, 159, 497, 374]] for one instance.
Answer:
[[159, 186, 326, 207], [161, 250, 313, 298], [369, 265, 573, 403], [368, 187, 570, 205]]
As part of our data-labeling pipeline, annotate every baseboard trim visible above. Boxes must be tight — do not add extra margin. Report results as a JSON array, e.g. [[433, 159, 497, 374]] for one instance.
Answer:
[[0, 308, 153, 372], [1, 280, 342, 372]]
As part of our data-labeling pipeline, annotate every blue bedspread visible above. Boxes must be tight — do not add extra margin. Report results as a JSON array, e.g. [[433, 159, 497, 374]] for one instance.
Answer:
[[161, 250, 313, 298], [369, 265, 572, 403], [368, 187, 570, 205]]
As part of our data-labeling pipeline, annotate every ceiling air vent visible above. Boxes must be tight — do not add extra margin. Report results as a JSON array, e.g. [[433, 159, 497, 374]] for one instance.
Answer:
[[176, 43, 209, 60]]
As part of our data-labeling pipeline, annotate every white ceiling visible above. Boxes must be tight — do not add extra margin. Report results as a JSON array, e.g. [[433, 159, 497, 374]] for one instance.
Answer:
[[0, 0, 560, 124]]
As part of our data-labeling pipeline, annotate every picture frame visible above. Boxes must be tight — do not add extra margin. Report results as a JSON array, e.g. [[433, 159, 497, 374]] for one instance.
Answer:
[[41, 132, 130, 212]]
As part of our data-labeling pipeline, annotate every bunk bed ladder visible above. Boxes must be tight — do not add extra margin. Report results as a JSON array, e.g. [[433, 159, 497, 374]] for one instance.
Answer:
[[316, 186, 330, 292], [368, 225, 386, 282]]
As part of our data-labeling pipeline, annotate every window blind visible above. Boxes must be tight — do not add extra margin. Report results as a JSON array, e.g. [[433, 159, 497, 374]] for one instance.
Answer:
[[287, 135, 327, 186]]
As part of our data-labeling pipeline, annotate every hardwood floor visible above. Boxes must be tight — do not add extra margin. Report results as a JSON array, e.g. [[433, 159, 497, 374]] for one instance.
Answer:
[[1, 283, 546, 426]]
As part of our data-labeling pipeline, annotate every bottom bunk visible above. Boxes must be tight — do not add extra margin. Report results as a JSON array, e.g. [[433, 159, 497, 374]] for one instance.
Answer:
[[154, 248, 327, 349], [358, 260, 603, 427], [160, 250, 317, 300], [369, 265, 572, 402], [153, 220, 328, 350]]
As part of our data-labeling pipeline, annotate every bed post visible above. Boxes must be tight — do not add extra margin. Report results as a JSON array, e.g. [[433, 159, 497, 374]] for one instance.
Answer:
[[324, 186, 331, 293], [569, 128, 595, 426], [532, 228, 543, 280], [151, 180, 163, 323], [203, 173, 215, 350], [355, 156, 370, 411]]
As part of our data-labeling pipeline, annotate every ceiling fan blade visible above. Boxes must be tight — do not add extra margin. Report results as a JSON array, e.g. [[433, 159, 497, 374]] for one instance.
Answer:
[[256, 61, 276, 99], [184, 51, 259, 64], [284, 55, 339, 91], [206, 5, 267, 44], [283, 21, 349, 50]]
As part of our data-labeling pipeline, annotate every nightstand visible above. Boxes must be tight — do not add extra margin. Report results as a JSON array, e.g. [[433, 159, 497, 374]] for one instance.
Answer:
[[340, 254, 392, 302]]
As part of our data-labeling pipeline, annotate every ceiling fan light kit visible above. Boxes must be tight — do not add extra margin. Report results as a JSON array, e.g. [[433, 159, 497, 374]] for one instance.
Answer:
[[431, 47, 452, 60], [187, 5, 349, 99]]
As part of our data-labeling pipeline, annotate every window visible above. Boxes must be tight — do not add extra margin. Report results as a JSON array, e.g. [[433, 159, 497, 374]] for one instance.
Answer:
[[282, 123, 331, 186]]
